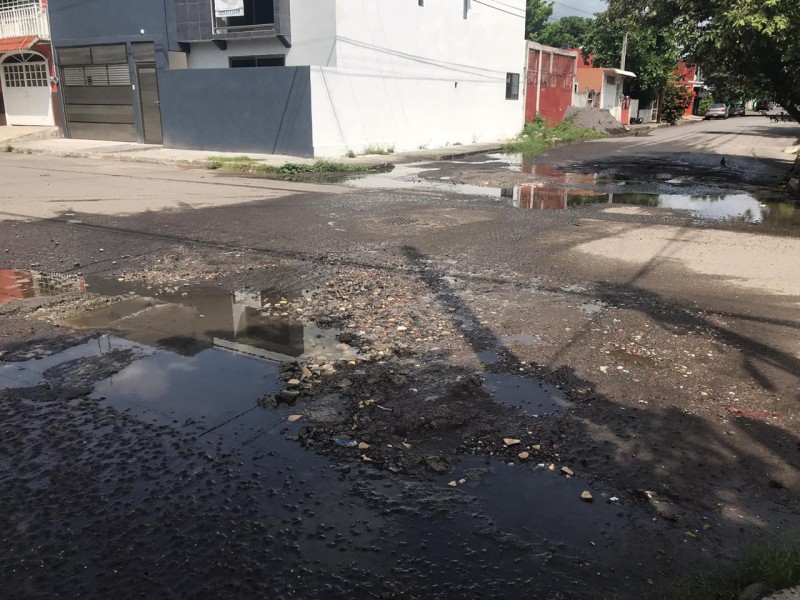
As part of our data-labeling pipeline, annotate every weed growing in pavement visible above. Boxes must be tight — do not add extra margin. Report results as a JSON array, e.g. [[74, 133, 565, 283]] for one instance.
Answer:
[[360, 145, 395, 156], [503, 116, 605, 155], [206, 156, 369, 180], [345, 150, 356, 158], [4, 144, 12, 153], [657, 540, 800, 600]]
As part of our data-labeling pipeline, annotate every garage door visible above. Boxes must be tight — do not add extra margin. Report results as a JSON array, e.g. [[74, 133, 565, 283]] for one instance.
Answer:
[[58, 45, 136, 142]]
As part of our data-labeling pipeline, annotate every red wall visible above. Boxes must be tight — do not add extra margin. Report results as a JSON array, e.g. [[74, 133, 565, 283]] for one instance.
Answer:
[[526, 48, 576, 125]]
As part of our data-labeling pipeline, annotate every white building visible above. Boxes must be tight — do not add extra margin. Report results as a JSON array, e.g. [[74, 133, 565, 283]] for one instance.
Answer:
[[180, 0, 527, 156]]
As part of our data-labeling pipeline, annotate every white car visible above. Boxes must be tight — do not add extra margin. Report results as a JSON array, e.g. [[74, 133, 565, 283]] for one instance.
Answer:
[[705, 104, 729, 119]]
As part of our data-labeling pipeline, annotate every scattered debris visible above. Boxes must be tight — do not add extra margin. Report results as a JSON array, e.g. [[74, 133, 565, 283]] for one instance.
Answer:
[[503, 438, 521, 446], [561, 466, 574, 477], [288, 414, 302, 422], [581, 491, 594, 502], [724, 406, 779, 419]]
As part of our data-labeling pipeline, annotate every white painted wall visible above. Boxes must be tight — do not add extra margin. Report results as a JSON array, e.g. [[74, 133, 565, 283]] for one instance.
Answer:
[[285, 0, 337, 67], [187, 38, 288, 69], [311, 0, 526, 156]]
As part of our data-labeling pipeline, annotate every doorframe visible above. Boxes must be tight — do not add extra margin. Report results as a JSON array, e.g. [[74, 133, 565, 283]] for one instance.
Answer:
[[135, 62, 163, 145]]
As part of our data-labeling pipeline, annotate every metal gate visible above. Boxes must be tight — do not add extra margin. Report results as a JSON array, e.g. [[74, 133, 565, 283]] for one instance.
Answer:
[[58, 44, 136, 142]]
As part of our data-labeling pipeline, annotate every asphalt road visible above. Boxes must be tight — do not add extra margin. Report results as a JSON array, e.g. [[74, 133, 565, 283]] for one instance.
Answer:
[[1, 115, 799, 599]]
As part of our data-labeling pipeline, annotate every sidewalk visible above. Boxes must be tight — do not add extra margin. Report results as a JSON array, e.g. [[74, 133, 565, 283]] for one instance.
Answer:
[[4, 135, 503, 169]]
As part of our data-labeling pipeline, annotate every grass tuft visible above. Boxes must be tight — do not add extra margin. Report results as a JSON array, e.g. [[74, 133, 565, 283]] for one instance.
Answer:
[[503, 116, 605, 155], [360, 145, 395, 156], [207, 157, 369, 179], [657, 541, 800, 600]]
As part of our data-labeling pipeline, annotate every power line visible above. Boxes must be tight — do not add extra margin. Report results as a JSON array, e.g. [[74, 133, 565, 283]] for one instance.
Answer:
[[551, 0, 597, 16], [472, 0, 526, 18], [485, 0, 527, 12]]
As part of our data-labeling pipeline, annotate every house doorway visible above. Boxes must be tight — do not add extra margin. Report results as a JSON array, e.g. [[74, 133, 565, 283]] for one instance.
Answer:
[[1, 51, 53, 126]]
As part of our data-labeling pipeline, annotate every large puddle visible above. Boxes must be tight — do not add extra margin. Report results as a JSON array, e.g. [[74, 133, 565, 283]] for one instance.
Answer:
[[348, 160, 798, 225], [0, 271, 662, 596], [66, 275, 357, 363], [446, 456, 627, 549]]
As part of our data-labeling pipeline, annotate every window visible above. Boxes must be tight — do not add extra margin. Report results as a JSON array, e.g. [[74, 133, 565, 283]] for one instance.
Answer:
[[2, 53, 48, 88], [463, 0, 470, 18], [505, 72, 520, 100], [229, 55, 285, 68], [214, 0, 275, 33], [418, 0, 424, 5]]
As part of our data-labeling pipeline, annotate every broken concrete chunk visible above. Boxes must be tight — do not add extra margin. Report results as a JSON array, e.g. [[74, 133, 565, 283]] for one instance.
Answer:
[[358, 442, 370, 450], [447, 480, 457, 488], [503, 438, 521, 446], [561, 466, 574, 477], [518, 451, 530, 460], [286, 378, 301, 387], [287, 415, 302, 422], [581, 491, 593, 502]]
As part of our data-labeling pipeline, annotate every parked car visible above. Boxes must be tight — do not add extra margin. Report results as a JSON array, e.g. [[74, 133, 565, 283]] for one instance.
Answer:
[[755, 100, 770, 111], [704, 103, 729, 119], [729, 104, 745, 116]]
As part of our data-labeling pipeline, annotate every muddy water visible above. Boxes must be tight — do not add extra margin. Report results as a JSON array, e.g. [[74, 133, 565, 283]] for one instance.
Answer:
[[0, 269, 85, 304], [0, 273, 678, 597], [72, 276, 355, 362], [348, 159, 798, 225], [482, 372, 569, 415]]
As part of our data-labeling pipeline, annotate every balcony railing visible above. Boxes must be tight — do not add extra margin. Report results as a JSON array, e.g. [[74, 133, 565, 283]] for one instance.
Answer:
[[0, 2, 49, 40]]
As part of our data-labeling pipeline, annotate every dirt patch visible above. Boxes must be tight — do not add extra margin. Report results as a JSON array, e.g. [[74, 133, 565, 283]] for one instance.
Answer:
[[564, 106, 628, 136]]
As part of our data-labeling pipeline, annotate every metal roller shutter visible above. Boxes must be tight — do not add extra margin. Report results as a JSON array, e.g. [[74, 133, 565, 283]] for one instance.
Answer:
[[58, 44, 136, 142]]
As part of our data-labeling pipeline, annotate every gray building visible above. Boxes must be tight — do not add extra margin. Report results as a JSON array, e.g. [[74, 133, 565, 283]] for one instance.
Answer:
[[49, 0, 313, 156]]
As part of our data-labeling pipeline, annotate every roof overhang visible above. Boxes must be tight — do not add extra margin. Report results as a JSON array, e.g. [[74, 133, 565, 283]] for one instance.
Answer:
[[0, 36, 40, 53], [603, 68, 637, 78]]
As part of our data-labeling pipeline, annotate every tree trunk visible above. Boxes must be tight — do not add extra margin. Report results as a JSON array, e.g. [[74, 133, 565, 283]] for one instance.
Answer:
[[782, 100, 800, 123]]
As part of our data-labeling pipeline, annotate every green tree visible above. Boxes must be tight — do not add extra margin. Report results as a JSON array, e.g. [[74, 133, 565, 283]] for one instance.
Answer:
[[536, 16, 593, 48], [597, 0, 800, 121], [660, 80, 694, 123], [583, 10, 681, 101], [685, 0, 800, 121], [526, 0, 554, 40]]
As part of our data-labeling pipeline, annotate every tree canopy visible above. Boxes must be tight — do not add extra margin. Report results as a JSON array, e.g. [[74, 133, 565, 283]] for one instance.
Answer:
[[593, 0, 800, 119], [525, 0, 553, 40], [536, 15, 593, 49], [583, 10, 681, 101]]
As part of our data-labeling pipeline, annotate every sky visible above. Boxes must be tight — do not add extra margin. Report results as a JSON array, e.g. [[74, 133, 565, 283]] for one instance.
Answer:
[[551, 0, 607, 20]]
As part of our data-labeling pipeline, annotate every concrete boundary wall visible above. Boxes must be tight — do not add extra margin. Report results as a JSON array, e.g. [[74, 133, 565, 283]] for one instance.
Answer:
[[158, 66, 314, 156]]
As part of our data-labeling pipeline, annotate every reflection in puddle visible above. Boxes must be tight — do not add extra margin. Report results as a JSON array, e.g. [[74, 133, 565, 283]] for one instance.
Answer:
[[448, 457, 624, 548], [70, 277, 354, 363], [0, 336, 140, 390], [349, 158, 797, 226], [503, 186, 793, 223], [91, 342, 281, 431], [0, 269, 85, 305], [483, 372, 568, 415]]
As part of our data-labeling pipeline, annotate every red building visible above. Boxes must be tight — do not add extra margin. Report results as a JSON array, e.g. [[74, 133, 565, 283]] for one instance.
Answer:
[[674, 62, 705, 117], [525, 42, 577, 125], [0, 0, 57, 127]]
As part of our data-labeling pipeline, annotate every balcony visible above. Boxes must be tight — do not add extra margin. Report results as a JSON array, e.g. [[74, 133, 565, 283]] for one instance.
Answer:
[[0, 1, 49, 41], [212, 0, 274, 35]]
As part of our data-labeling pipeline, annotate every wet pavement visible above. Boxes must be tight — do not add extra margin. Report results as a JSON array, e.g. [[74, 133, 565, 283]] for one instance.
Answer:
[[348, 157, 798, 226], [0, 280, 669, 599], [2, 116, 800, 598]]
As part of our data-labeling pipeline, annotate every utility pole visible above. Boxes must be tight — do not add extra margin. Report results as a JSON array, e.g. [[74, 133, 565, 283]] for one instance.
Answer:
[[620, 32, 629, 71]]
